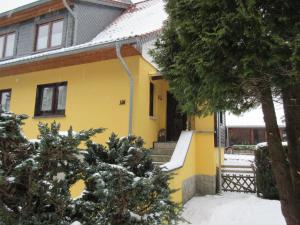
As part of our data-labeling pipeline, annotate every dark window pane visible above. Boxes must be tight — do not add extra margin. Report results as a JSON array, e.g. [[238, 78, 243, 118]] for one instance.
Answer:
[[41, 87, 54, 111], [51, 20, 63, 47], [36, 24, 49, 50], [149, 82, 154, 116], [5, 33, 15, 57]]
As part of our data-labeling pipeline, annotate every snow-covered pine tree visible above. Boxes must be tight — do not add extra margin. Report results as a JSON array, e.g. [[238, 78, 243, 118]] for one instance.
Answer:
[[72, 134, 182, 225], [0, 112, 180, 224], [0, 111, 103, 225], [0, 111, 33, 224]]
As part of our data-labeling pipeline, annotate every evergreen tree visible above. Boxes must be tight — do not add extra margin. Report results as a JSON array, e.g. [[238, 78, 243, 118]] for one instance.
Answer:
[[0, 111, 102, 225], [0, 112, 181, 224], [72, 134, 181, 225], [0, 111, 33, 224], [153, 0, 300, 224]]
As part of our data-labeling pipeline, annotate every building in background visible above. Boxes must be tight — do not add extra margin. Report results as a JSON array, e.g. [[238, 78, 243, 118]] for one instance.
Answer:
[[226, 103, 286, 146]]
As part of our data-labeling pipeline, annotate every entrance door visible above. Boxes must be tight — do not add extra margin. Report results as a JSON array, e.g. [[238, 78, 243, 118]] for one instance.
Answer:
[[166, 92, 187, 141]]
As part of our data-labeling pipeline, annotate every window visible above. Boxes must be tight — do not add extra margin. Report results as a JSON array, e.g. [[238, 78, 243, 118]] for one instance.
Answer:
[[0, 89, 11, 112], [35, 82, 67, 117], [36, 20, 63, 51], [0, 33, 16, 59], [149, 82, 154, 117]]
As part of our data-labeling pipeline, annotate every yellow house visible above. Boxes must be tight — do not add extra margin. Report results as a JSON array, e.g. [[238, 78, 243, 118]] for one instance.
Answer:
[[0, 0, 224, 203]]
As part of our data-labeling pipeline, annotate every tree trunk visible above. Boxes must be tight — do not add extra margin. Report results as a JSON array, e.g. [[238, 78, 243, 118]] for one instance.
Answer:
[[282, 85, 300, 225], [260, 86, 300, 225]]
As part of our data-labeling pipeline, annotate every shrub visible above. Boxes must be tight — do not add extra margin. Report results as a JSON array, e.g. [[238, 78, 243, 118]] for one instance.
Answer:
[[0, 112, 181, 225], [72, 134, 182, 225], [255, 145, 279, 200], [0, 111, 102, 225]]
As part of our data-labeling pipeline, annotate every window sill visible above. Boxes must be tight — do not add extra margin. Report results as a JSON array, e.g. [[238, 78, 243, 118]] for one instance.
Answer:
[[32, 114, 65, 119]]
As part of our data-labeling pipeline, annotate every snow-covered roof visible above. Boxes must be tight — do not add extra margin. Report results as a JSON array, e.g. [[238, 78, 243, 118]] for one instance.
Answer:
[[0, 0, 166, 68], [92, 0, 167, 43], [226, 102, 285, 128]]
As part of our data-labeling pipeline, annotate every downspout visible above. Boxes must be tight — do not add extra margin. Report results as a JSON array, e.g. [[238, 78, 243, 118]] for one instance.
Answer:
[[116, 43, 134, 136], [217, 112, 223, 194], [62, 0, 78, 45]]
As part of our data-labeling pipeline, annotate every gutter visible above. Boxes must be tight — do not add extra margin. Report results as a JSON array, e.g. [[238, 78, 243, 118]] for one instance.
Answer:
[[79, 0, 131, 9], [116, 43, 135, 136], [0, 38, 137, 68], [62, 0, 78, 45]]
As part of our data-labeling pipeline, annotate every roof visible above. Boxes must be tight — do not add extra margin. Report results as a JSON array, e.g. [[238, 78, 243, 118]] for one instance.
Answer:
[[0, 0, 133, 16], [92, 0, 167, 43], [0, 0, 166, 69], [226, 102, 286, 128]]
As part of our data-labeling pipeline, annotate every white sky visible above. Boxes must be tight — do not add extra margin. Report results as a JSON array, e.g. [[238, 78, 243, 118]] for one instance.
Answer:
[[226, 102, 285, 127], [0, 0, 40, 14]]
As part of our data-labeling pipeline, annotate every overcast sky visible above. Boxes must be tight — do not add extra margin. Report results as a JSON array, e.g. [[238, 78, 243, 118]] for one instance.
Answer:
[[0, 0, 40, 14], [226, 102, 285, 127]]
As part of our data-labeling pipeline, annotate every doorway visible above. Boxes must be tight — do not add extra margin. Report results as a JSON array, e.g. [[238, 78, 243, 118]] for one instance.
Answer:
[[166, 92, 187, 141]]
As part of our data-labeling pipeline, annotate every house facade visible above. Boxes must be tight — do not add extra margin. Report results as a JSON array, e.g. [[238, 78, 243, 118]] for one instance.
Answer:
[[0, 0, 224, 203]]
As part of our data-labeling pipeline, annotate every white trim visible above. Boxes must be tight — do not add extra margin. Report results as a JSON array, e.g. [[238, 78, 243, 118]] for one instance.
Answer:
[[161, 131, 194, 172]]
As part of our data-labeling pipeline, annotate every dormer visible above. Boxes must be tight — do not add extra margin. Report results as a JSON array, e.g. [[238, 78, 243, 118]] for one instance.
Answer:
[[0, 0, 131, 60]]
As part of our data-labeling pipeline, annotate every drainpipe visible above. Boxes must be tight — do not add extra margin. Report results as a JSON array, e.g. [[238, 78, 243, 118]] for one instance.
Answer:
[[116, 43, 134, 136], [217, 112, 223, 194], [62, 0, 78, 45]]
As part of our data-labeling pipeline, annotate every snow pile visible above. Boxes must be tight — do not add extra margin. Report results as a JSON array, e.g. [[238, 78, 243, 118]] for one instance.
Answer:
[[224, 154, 254, 166], [162, 131, 193, 171], [180, 193, 286, 225], [256, 142, 288, 149], [71, 222, 82, 225]]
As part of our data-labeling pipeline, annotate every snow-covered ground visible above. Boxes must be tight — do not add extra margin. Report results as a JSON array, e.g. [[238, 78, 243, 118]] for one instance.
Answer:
[[179, 193, 286, 225], [224, 154, 254, 166]]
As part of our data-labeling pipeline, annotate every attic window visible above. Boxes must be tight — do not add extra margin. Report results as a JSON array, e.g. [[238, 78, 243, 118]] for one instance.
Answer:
[[0, 33, 16, 59], [35, 20, 63, 51]]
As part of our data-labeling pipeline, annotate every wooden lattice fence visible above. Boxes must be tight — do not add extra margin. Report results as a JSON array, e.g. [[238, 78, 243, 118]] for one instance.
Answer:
[[221, 165, 256, 193]]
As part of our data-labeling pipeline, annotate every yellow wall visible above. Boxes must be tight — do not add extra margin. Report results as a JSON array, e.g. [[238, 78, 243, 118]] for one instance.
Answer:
[[0, 55, 221, 202], [169, 115, 220, 203], [0, 56, 166, 148], [169, 134, 197, 203]]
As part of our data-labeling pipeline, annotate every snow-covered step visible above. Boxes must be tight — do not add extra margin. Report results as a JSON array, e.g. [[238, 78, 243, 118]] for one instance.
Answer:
[[151, 142, 177, 166]]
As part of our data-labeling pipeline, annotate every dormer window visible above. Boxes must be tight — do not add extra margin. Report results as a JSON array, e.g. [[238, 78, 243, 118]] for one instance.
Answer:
[[35, 20, 63, 51], [0, 33, 16, 59]]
